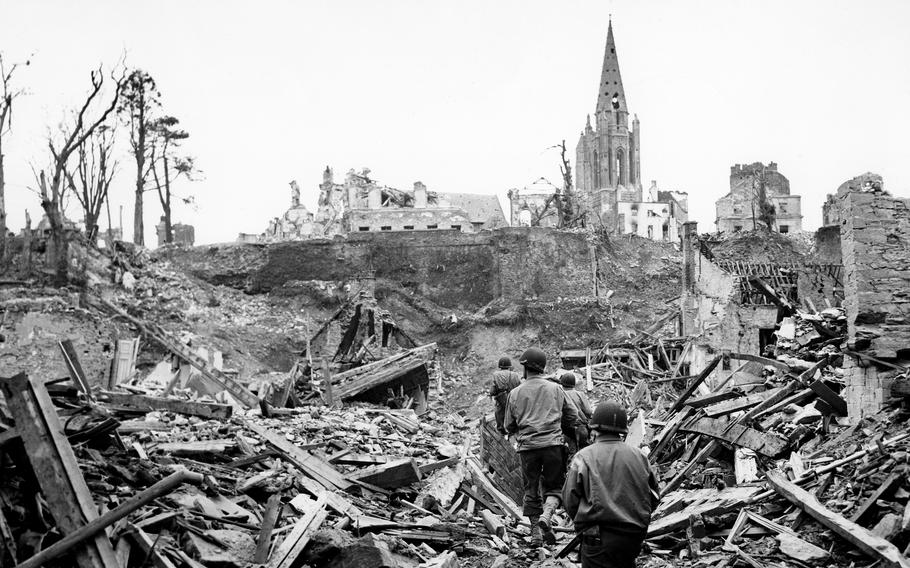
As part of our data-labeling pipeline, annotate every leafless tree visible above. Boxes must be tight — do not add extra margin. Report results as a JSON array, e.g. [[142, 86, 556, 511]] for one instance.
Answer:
[[67, 123, 117, 244], [149, 115, 197, 244], [37, 66, 124, 284], [0, 53, 28, 265]]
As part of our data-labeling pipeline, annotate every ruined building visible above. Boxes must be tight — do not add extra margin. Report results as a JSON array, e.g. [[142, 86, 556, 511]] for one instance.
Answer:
[[715, 162, 803, 234], [243, 168, 507, 242], [572, 21, 688, 241], [155, 218, 195, 247]]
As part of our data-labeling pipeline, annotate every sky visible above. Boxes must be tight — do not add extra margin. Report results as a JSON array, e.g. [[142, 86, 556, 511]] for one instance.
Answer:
[[2, 0, 909, 246]]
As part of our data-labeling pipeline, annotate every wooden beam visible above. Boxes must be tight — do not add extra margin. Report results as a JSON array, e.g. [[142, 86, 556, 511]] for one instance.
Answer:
[[0, 373, 119, 568], [728, 353, 789, 372], [349, 458, 421, 489], [765, 471, 910, 568], [242, 420, 353, 493], [666, 356, 721, 415], [59, 339, 93, 399], [850, 473, 902, 524], [98, 391, 233, 419], [649, 406, 694, 461], [465, 457, 523, 520], [254, 494, 282, 564], [681, 417, 788, 457], [266, 493, 328, 568], [687, 391, 741, 409]]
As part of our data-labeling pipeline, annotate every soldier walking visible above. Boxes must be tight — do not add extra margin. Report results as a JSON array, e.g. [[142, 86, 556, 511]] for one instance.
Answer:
[[489, 356, 521, 435], [504, 348, 579, 547], [563, 401, 660, 568]]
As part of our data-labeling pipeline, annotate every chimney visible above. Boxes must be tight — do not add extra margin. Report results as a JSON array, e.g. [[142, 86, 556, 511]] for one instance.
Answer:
[[682, 222, 698, 293], [414, 182, 427, 208]]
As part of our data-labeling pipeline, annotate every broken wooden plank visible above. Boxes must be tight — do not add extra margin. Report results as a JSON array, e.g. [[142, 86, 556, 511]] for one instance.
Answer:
[[59, 339, 94, 399], [266, 493, 328, 568], [680, 417, 788, 457], [16, 470, 203, 568], [242, 420, 353, 492], [480, 509, 506, 538], [329, 453, 391, 466], [127, 525, 178, 568], [687, 391, 741, 409], [850, 472, 902, 524], [666, 356, 721, 415], [0, 373, 119, 568], [806, 379, 847, 417], [99, 391, 233, 419], [349, 458, 421, 489], [648, 486, 762, 537], [649, 406, 694, 461], [419, 456, 460, 476], [728, 353, 789, 372], [155, 439, 236, 457], [765, 471, 910, 568], [661, 441, 719, 496], [254, 494, 282, 564], [466, 457, 523, 520], [704, 387, 785, 418]]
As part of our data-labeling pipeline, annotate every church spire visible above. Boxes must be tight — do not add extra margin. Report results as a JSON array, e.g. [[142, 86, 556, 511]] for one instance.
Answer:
[[595, 19, 628, 113]]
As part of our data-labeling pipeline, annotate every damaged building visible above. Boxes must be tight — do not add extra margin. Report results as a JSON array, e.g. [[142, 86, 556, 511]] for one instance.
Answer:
[[242, 167, 507, 243], [715, 162, 803, 234]]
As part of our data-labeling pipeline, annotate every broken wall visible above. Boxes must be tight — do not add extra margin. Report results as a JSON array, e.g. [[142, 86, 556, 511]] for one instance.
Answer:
[[188, 228, 598, 310], [840, 190, 910, 419]]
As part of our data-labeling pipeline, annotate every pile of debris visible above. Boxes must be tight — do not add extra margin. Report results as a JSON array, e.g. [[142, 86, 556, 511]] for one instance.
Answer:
[[0, 357, 546, 568]]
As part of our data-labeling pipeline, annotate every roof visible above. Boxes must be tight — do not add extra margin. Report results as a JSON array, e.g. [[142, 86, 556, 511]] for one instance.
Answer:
[[438, 192, 506, 225], [596, 20, 628, 113]]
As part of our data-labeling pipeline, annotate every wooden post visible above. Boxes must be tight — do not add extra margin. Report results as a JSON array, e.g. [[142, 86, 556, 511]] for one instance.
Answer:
[[0, 373, 119, 568], [322, 358, 335, 407]]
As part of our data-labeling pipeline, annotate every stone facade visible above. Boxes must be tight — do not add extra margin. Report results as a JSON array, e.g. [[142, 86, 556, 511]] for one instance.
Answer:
[[715, 162, 803, 234], [840, 188, 910, 419], [246, 168, 507, 242], [572, 21, 685, 241], [822, 172, 883, 228]]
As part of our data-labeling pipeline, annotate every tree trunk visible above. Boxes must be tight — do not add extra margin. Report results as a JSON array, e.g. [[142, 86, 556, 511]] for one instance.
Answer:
[[20, 211, 30, 274], [0, 140, 6, 267], [163, 155, 172, 243], [133, 105, 146, 246], [40, 200, 68, 285]]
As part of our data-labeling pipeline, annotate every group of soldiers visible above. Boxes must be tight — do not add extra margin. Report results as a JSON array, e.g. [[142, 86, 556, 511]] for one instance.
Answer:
[[489, 348, 660, 568]]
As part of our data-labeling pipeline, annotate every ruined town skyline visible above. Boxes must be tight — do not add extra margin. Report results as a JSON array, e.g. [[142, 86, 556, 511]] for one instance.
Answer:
[[1, 0, 909, 245]]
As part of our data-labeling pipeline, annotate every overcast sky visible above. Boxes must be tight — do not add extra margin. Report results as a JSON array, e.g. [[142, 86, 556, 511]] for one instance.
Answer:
[[2, 0, 909, 245]]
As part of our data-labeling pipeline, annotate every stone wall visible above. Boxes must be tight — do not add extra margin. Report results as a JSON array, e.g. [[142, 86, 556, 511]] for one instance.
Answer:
[[815, 225, 842, 265], [170, 228, 599, 311], [345, 207, 474, 233], [840, 190, 910, 419]]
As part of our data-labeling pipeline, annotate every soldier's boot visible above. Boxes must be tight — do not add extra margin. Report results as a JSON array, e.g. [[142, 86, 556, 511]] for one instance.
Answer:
[[528, 516, 543, 547], [538, 496, 559, 545]]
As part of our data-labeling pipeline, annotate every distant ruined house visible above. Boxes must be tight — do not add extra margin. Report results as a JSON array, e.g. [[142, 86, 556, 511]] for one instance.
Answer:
[[242, 168, 507, 242], [715, 162, 803, 234]]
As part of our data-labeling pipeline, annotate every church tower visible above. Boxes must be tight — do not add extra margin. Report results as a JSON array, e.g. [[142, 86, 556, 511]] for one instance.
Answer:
[[576, 20, 642, 229]]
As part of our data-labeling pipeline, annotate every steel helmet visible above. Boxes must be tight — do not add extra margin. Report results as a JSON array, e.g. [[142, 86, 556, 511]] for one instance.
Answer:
[[590, 401, 628, 433], [519, 348, 547, 373], [560, 372, 577, 387], [498, 356, 512, 369]]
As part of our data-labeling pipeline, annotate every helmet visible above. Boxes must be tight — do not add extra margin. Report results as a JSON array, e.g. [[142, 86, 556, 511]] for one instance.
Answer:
[[590, 401, 628, 433], [519, 348, 547, 373], [498, 357, 512, 369], [560, 372, 576, 387]]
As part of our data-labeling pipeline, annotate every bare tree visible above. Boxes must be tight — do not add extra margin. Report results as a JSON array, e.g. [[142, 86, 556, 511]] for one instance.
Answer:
[[750, 167, 776, 231], [118, 69, 160, 246], [0, 53, 28, 265], [149, 115, 197, 244], [37, 66, 123, 284], [67, 124, 117, 244]]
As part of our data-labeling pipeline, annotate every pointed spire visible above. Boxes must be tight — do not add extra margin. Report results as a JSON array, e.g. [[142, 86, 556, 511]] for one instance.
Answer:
[[596, 19, 627, 113]]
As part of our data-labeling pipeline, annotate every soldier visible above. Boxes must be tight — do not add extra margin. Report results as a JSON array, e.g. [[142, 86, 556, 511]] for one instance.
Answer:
[[560, 372, 593, 455], [563, 401, 660, 568], [489, 356, 521, 435], [505, 348, 579, 547]]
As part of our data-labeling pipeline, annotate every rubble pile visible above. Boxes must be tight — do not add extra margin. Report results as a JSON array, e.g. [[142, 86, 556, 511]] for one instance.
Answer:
[[0, 365, 547, 568]]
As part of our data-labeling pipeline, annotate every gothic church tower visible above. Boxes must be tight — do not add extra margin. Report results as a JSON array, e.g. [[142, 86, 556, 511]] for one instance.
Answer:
[[576, 20, 642, 229]]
